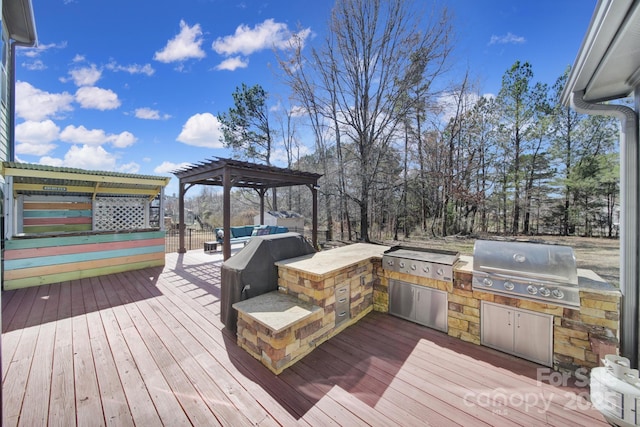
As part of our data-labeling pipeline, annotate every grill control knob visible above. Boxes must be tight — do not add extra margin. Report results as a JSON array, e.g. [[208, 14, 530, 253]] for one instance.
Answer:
[[527, 285, 537, 295], [482, 278, 493, 287], [423, 266, 430, 273], [504, 281, 514, 291], [411, 264, 417, 271], [387, 259, 394, 266], [399, 262, 405, 268], [437, 268, 444, 276], [552, 289, 564, 299], [539, 287, 551, 297]]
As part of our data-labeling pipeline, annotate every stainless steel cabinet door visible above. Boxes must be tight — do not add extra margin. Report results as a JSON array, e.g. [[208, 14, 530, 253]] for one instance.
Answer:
[[481, 302, 515, 353], [415, 287, 448, 332], [514, 310, 553, 366], [389, 279, 415, 320]]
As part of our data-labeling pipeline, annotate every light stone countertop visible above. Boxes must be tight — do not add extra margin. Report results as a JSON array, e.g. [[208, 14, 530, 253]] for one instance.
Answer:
[[232, 291, 322, 333], [275, 243, 390, 277]]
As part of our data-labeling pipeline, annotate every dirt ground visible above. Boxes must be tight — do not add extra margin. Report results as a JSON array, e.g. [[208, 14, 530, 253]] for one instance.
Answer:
[[386, 235, 620, 287]]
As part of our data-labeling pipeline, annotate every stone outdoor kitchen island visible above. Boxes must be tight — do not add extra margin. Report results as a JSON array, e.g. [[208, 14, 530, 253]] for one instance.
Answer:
[[232, 243, 620, 376]]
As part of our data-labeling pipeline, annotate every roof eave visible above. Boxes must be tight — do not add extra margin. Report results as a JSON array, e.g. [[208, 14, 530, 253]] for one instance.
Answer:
[[3, 0, 37, 47], [561, 0, 638, 106]]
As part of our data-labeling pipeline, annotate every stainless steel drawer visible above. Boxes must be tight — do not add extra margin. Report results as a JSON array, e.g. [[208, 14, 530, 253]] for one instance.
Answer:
[[335, 284, 350, 326]]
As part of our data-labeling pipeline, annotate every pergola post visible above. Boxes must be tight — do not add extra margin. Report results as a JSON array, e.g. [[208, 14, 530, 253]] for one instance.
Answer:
[[259, 188, 266, 225], [178, 182, 186, 253], [223, 166, 232, 261], [310, 183, 318, 249]]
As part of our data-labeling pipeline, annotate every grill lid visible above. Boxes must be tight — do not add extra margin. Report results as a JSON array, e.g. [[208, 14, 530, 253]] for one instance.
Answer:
[[472, 240, 578, 285]]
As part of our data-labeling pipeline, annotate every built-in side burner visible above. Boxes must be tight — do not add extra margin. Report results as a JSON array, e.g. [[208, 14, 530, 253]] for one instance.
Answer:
[[472, 240, 580, 308]]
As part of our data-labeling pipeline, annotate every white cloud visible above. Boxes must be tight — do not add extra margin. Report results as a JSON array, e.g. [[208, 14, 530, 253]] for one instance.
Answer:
[[16, 142, 57, 156], [16, 81, 74, 121], [59, 124, 137, 148], [435, 91, 497, 123], [270, 145, 311, 165], [21, 41, 67, 58], [15, 119, 60, 144], [111, 131, 137, 148], [15, 119, 60, 155], [215, 56, 249, 71], [290, 105, 307, 117], [106, 61, 155, 76], [16, 120, 60, 156], [60, 125, 110, 145], [488, 32, 526, 46], [75, 86, 121, 110], [118, 162, 140, 174], [176, 112, 224, 148], [212, 19, 310, 56], [38, 156, 64, 167], [40, 144, 117, 170], [69, 64, 102, 86], [154, 20, 206, 63], [22, 60, 46, 71], [155, 160, 191, 174], [135, 107, 171, 120]]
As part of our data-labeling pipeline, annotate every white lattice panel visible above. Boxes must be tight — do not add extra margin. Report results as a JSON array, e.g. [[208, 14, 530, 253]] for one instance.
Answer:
[[94, 197, 147, 230]]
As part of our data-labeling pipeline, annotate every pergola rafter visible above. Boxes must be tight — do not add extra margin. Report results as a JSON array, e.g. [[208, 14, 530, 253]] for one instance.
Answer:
[[172, 157, 322, 260]]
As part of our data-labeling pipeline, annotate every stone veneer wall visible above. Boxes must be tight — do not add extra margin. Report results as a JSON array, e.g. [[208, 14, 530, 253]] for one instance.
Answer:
[[238, 258, 376, 374], [278, 258, 375, 317], [378, 267, 620, 374], [451, 270, 619, 373], [236, 302, 325, 374], [237, 249, 619, 375]]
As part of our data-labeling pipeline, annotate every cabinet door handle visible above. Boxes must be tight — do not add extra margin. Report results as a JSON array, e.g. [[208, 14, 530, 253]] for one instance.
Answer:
[[507, 311, 511, 326], [517, 313, 520, 329]]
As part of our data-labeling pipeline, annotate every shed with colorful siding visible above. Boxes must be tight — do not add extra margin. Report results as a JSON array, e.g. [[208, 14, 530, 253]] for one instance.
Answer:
[[2, 162, 171, 290]]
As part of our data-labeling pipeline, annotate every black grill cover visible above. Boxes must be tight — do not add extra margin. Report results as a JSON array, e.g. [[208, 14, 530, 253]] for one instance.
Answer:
[[220, 232, 316, 332]]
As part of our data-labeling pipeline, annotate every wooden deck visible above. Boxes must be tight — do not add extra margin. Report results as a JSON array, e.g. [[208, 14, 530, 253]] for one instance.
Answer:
[[2, 249, 609, 426]]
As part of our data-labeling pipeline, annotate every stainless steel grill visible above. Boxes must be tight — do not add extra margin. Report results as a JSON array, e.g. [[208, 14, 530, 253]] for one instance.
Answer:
[[382, 246, 459, 282], [472, 240, 579, 308]]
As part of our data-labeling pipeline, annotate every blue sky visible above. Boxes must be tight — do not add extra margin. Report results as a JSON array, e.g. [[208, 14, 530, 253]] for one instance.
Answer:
[[17, 0, 596, 196]]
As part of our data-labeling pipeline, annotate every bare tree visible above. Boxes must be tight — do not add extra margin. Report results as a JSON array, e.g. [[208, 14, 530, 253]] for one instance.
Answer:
[[322, 0, 452, 241]]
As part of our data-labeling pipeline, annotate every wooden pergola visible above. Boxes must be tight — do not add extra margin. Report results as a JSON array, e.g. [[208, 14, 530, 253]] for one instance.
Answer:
[[172, 157, 322, 260]]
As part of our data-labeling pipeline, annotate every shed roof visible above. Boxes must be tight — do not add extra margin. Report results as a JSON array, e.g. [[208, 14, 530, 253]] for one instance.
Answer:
[[2, 162, 170, 199]]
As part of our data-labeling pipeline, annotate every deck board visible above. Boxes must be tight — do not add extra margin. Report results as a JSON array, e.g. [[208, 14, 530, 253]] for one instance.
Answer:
[[2, 249, 609, 426]]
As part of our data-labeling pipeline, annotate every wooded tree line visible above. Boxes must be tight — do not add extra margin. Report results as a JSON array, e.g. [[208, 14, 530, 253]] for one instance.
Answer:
[[215, 0, 621, 242]]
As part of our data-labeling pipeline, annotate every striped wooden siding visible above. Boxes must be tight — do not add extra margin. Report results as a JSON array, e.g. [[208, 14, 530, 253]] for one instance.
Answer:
[[22, 201, 93, 234], [3, 230, 165, 290], [0, 93, 9, 162]]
